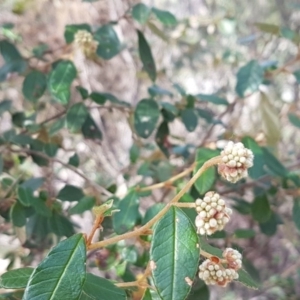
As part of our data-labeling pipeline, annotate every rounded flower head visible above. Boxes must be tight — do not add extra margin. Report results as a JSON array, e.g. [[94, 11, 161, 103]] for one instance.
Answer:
[[223, 248, 242, 270], [74, 30, 98, 57], [218, 141, 254, 183], [198, 259, 238, 287], [195, 191, 232, 235]]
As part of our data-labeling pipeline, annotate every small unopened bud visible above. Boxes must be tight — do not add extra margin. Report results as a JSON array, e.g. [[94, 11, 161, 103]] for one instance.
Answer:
[[223, 248, 242, 270], [74, 30, 98, 57], [218, 141, 254, 183], [195, 192, 231, 235]]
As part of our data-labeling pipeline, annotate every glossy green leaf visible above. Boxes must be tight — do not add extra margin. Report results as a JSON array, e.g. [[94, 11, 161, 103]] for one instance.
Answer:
[[66, 103, 89, 133], [23, 234, 86, 300], [181, 108, 198, 132], [69, 196, 96, 215], [17, 186, 35, 206], [10, 201, 26, 227], [237, 269, 259, 289], [49, 117, 66, 136], [152, 8, 177, 26], [30, 196, 52, 217], [150, 207, 199, 300], [64, 24, 91, 44], [194, 148, 219, 195], [82, 114, 103, 140], [155, 121, 169, 157], [137, 30, 156, 82], [68, 153, 80, 167], [235, 60, 264, 97], [48, 60, 77, 105], [57, 184, 84, 201], [0, 267, 34, 289], [242, 136, 266, 179], [288, 113, 300, 128], [196, 94, 228, 105], [292, 198, 300, 231], [251, 194, 271, 222], [234, 228, 255, 239], [142, 288, 162, 300], [132, 3, 151, 24], [113, 191, 139, 234], [22, 71, 47, 103], [148, 85, 173, 97], [134, 99, 160, 138], [94, 25, 121, 59], [262, 147, 288, 177], [80, 273, 126, 300], [129, 143, 140, 163]]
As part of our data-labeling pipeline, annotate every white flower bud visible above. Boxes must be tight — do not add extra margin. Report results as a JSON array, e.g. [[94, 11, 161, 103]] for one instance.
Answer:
[[218, 141, 254, 183], [223, 248, 243, 270]]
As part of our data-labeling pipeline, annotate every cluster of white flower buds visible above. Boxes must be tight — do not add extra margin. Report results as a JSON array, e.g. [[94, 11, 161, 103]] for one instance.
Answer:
[[195, 192, 232, 235], [74, 30, 98, 57], [218, 141, 254, 183], [198, 248, 242, 286]]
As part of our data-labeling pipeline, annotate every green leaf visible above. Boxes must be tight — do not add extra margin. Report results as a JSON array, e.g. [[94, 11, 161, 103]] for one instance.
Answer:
[[48, 60, 77, 105], [17, 186, 35, 206], [262, 147, 288, 177], [148, 85, 173, 97], [64, 24, 91, 44], [0, 40, 22, 62], [234, 228, 255, 239], [21, 177, 45, 191], [81, 114, 102, 140], [150, 207, 199, 300], [94, 25, 121, 60], [0, 267, 34, 289], [237, 269, 259, 289], [49, 212, 75, 237], [76, 86, 89, 100], [235, 60, 264, 97], [69, 196, 96, 215], [251, 194, 271, 222], [49, 117, 66, 136], [196, 94, 228, 106], [142, 288, 162, 300], [181, 108, 198, 132], [194, 148, 219, 195], [23, 234, 86, 300], [288, 113, 300, 128], [31, 196, 52, 217], [0, 155, 3, 174], [142, 203, 165, 225], [187, 278, 209, 300], [255, 23, 280, 35], [152, 8, 177, 26], [57, 184, 84, 201], [294, 70, 300, 84], [113, 191, 140, 234], [22, 71, 47, 103], [242, 136, 266, 179], [0, 99, 12, 116], [292, 198, 300, 231], [66, 103, 89, 133], [259, 211, 280, 236], [134, 99, 160, 138], [80, 273, 126, 300], [137, 30, 156, 82], [155, 121, 170, 157], [132, 3, 151, 25], [10, 201, 26, 227], [129, 143, 140, 163], [198, 236, 222, 258], [68, 153, 80, 167]]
